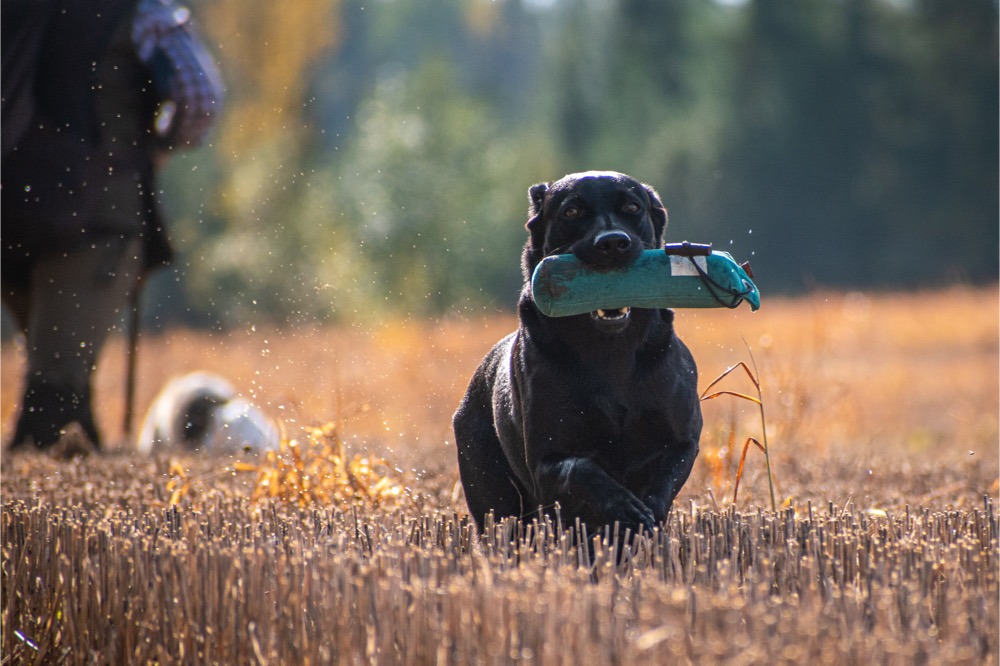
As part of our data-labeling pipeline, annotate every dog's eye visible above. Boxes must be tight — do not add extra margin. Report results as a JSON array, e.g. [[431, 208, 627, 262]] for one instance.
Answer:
[[562, 206, 581, 219], [623, 201, 642, 215]]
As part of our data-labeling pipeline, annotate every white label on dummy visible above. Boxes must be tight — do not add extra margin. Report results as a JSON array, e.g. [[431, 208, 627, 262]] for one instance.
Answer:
[[669, 255, 708, 277]]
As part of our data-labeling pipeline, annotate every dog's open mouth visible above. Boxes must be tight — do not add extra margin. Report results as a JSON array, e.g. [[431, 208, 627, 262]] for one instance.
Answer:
[[592, 307, 630, 321], [590, 307, 631, 330]]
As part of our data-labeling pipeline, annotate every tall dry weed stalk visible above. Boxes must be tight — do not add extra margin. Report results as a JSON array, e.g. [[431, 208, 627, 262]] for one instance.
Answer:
[[700, 343, 777, 510]]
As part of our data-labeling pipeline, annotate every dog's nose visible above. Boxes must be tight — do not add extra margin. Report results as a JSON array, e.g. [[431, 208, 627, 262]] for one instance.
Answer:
[[593, 231, 633, 259]]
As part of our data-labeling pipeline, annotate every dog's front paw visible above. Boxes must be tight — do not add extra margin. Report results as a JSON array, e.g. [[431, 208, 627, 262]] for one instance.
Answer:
[[642, 495, 671, 524], [601, 493, 656, 535]]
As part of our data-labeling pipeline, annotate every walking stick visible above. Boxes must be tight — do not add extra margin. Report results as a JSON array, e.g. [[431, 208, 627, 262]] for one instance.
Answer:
[[123, 275, 143, 442]]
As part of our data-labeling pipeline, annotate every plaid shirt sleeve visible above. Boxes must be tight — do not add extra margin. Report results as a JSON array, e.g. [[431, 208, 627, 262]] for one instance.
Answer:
[[131, 0, 224, 148]]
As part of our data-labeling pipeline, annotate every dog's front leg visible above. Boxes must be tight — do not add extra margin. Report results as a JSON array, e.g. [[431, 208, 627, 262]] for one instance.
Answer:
[[534, 456, 656, 534], [638, 439, 699, 523]]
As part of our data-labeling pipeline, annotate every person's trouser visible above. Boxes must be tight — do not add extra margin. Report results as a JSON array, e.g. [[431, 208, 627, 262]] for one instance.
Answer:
[[3, 235, 142, 449]]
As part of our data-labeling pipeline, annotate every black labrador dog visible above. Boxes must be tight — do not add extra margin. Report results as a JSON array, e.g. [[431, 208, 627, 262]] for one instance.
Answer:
[[453, 171, 702, 537]]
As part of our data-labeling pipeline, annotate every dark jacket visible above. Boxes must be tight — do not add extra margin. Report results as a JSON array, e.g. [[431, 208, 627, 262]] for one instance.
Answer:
[[1, 0, 172, 287]]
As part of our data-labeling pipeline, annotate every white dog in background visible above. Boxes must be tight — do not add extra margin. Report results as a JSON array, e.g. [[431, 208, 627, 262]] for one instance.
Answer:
[[137, 372, 280, 454]]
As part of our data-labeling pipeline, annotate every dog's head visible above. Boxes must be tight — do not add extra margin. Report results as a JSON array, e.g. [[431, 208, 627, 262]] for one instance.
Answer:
[[523, 171, 667, 274], [522, 171, 668, 331]]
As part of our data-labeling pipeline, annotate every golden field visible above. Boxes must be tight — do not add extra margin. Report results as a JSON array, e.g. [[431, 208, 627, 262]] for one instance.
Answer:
[[2, 287, 998, 663]]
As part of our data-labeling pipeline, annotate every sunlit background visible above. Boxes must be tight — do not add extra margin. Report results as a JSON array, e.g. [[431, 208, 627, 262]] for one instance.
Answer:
[[147, 0, 998, 329], [2, 6, 997, 660]]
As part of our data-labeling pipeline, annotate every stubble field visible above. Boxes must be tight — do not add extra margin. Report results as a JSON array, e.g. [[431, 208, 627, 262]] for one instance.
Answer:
[[2, 287, 998, 664]]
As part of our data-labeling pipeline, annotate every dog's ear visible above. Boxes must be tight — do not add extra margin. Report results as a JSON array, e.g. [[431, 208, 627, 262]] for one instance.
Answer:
[[525, 182, 550, 252], [643, 184, 668, 245], [525, 182, 549, 231], [522, 182, 550, 280]]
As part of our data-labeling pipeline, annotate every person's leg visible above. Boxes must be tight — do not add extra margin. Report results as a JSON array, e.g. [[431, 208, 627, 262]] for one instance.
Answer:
[[9, 235, 142, 449]]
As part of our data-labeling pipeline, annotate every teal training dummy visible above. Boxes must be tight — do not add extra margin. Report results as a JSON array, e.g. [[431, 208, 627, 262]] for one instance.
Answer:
[[531, 242, 760, 317]]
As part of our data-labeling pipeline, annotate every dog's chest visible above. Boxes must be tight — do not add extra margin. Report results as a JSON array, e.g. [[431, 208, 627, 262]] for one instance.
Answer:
[[584, 378, 674, 438], [535, 357, 679, 446], [517, 322, 692, 457]]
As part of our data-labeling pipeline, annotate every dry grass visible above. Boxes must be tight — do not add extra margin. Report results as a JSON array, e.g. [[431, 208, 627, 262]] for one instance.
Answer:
[[2, 286, 997, 663]]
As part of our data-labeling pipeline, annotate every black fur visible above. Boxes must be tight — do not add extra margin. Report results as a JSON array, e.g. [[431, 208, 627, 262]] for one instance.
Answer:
[[453, 171, 701, 537], [179, 393, 226, 447]]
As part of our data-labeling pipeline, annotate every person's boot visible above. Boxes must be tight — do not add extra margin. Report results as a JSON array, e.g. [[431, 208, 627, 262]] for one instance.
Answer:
[[8, 379, 100, 450]]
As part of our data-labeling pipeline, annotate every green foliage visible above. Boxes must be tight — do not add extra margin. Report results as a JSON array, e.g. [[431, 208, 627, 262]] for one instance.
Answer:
[[309, 58, 556, 319], [713, 0, 998, 288], [151, 0, 998, 328]]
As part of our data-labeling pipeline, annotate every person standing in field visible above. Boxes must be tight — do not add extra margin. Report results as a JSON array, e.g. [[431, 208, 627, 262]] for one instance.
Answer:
[[1, 0, 222, 450]]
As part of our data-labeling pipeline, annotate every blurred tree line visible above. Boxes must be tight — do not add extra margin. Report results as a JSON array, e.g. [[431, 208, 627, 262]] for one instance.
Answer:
[[150, 0, 998, 328]]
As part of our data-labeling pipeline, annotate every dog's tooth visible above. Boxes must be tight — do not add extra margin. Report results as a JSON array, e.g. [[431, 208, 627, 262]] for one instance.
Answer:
[[597, 309, 606, 317]]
